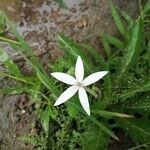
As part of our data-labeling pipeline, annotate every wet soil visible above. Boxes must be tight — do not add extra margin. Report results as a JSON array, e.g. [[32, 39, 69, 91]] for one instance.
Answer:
[[0, 0, 139, 149]]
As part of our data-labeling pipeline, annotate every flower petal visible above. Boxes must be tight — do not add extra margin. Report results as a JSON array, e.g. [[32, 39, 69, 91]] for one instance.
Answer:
[[75, 56, 84, 82], [83, 71, 108, 86], [54, 86, 78, 106], [78, 87, 90, 116], [51, 72, 76, 85]]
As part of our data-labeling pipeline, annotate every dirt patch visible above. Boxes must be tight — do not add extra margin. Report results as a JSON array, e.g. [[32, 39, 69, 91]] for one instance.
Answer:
[[0, 0, 139, 149], [0, 0, 139, 59], [0, 94, 35, 150]]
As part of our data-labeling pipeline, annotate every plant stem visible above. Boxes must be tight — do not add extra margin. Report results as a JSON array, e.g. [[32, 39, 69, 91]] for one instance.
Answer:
[[85, 87, 98, 99], [0, 72, 34, 85], [0, 36, 20, 45]]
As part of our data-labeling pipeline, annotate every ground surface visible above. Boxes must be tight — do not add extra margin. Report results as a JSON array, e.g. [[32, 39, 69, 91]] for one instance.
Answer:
[[0, 0, 139, 149]]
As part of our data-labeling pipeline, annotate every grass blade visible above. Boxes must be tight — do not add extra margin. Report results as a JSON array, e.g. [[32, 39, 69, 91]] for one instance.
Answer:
[[79, 41, 112, 98], [92, 110, 134, 118], [36, 67, 58, 96], [79, 44, 108, 69], [3, 17, 59, 97], [121, 11, 133, 26], [54, 0, 68, 9], [128, 142, 150, 150], [0, 48, 22, 77], [104, 33, 125, 50], [0, 86, 30, 94], [119, 81, 150, 101], [103, 74, 112, 98], [102, 33, 112, 57], [68, 101, 119, 140], [88, 116, 119, 141], [117, 18, 143, 82], [0, 12, 6, 35], [58, 33, 95, 73], [0, 72, 35, 85], [109, 0, 126, 37], [0, 36, 20, 45], [143, 0, 150, 14], [30, 82, 41, 102]]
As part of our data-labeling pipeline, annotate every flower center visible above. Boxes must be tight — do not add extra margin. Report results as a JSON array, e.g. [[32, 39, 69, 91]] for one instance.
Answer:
[[76, 81, 83, 87]]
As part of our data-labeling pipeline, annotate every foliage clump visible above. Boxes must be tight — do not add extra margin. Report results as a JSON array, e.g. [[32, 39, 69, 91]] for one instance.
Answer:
[[0, 0, 150, 149]]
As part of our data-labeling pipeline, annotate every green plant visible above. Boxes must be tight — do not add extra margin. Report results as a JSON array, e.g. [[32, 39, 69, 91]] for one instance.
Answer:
[[19, 134, 47, 150], [0, 0, 150, 149], [54, 0, 67, 9]]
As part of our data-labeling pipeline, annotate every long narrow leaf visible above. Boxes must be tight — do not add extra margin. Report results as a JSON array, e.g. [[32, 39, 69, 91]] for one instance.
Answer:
[[121, 11, 133, 26], [99, 79, 150, 109], [88, 116, 119, 141], [143, 0, 150, 14], [92, 110, 133, 118], [0, 72, 35, 85], [68, 101, 119, 140], [54, 0, 68, 8], [104, 34, 125, 50], [79, 44, 108, 69], [119, 81, 150, 101], [128, 142, 150, 150], [79, 44, 112, 97], [3, 17, 59, 97], [109, 0, 126, 37], [0, 48, 22, 77], [0, 86, 30, 94], [102, 33, 112, 57], [117, 18, 143, 81], [58, 33, 95, 73]]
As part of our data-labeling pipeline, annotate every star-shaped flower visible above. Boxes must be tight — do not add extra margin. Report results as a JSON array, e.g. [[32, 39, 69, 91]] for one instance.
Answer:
[[51, 56, 108, 115]]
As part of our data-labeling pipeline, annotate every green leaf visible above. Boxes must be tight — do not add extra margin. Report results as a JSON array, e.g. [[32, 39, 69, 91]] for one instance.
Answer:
[[119, 118, 150, 149], [0, 36, 20, 45], [143, 0, 150, 14], [82, 126, 110, 150], [88, 116, 119, 141], [109, 0, 126, 37], [68, 101, 119, 140], [103, 74, 112, 98], [104, 33, 125, 50], [54, 0, 68, 9], [30, 81, 41, 102], [40, 106, 55, 134], [101, 80, 150, 109], [36, 67, 58, 97], [125, 100, 150, 110], [119, 81, 150, 101], [121, 11, 133, 26], [79, 44, 108, 69], [66, 99, 79, 118], [0, 86, 30, 95], [92, 110, 133, 118], [128, 142, 150, 150], [0, 12, 6, 35], [117, 18, 143, 81], [79, 44, 112, 98], [0, 48, 22, 77], [3, 18, 59, 97], [102, 33, 112, 57], [58, 33, 95, 73], [0, 72, 35, 85]]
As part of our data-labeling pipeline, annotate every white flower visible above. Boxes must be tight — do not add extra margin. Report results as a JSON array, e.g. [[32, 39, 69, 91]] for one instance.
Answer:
[[51, 56, 108, 116]]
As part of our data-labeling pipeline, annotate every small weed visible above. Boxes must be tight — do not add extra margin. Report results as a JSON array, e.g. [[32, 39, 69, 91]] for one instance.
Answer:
[[0, 0, 150, 149]]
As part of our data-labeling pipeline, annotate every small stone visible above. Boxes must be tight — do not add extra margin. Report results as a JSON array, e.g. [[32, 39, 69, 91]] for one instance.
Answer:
[[21, 110, 26, 114]]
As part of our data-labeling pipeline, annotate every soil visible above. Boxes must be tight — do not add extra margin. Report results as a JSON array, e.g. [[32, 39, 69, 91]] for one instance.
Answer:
[[108, 128, 135, 150], [0, 0, 139, 149]]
